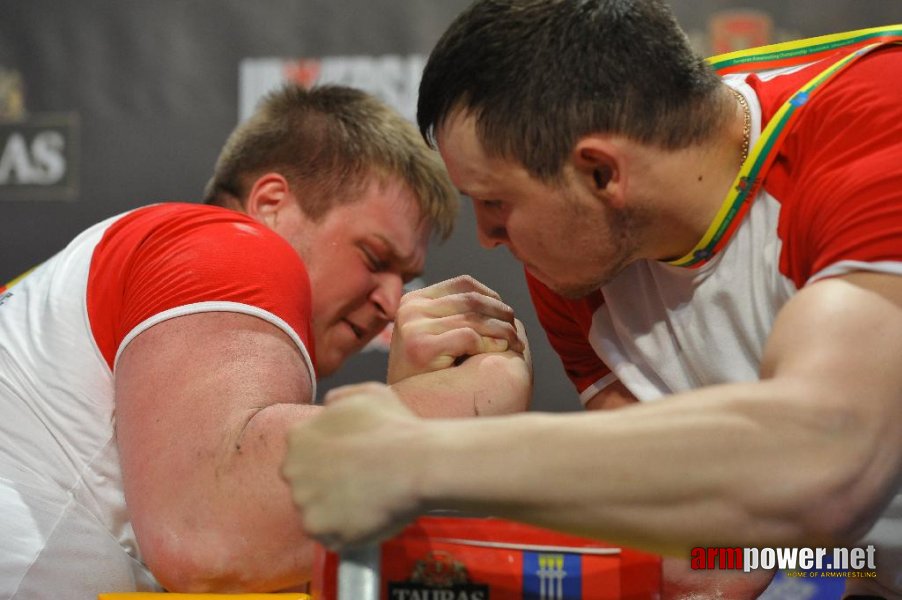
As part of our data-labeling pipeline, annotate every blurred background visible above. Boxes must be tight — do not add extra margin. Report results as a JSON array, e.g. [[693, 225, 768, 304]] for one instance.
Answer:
[[1, 0, 899, 412], [2, 3, 899, 598]]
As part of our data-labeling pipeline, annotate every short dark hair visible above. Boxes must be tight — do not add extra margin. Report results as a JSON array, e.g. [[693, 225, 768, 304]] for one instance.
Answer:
[[418, 0, 727, 181], [206, 84, 458, 240]]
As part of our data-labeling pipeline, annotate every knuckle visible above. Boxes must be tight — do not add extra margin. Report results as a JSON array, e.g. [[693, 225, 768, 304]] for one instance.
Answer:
[[397, 320, 424, 340], [406, 337, 434, 365], [452, 274, 477, 287], [397, 292, 419, 309], [461, 327, 483, 348], [461, 291, 483, 310]]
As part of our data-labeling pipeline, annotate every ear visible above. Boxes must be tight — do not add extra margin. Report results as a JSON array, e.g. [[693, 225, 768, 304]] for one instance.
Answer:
[[244, 172, 294, 229], [571, 136, 626, 209]]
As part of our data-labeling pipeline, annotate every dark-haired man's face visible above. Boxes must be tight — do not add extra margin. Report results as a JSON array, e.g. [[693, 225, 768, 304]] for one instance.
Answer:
[[436, 111, 640, 298]]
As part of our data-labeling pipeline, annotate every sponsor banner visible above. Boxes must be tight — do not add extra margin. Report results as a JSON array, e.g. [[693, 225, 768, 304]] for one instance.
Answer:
[[239, 54, 427, 123], [0, 114, 79, 200], [312, 516, 661, 599], [708, 9, 773, 54], [522, 552, 582, 600], [681, 9, 801, 57], [0, 67, 79, 202]]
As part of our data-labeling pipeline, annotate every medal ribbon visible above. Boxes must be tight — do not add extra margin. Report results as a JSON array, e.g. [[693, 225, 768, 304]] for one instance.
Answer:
[[668, 26, 902, 268]]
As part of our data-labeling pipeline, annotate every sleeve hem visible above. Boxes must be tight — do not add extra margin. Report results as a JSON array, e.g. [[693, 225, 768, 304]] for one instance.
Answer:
[[578, 372, 619, 407], [807, 260, 902, 285], [113, 301, 317, 401]]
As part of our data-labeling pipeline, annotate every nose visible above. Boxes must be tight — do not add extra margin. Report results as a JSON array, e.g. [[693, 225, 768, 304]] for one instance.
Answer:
[[370, 272, 403, 321], [473, 202, 509, 249]]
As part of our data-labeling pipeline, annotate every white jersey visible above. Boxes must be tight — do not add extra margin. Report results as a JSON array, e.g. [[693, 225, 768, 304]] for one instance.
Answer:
[[0, 203, 316, 598], [527, 47, 902, 597]]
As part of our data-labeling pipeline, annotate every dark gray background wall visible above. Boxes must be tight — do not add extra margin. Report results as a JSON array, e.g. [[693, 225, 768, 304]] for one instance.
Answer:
[[2, 1, 899, 411]]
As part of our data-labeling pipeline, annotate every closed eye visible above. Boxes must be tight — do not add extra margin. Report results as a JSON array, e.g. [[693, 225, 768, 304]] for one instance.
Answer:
[[472, 197, 503, 210], [361, 246, 388, 272]]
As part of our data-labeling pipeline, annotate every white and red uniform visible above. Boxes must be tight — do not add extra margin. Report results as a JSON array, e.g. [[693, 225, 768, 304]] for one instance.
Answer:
[[0, 203, 316, 597], [528, 47, 902, 596]]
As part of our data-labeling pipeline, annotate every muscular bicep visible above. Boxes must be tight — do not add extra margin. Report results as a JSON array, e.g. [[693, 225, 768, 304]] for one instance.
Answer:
[[115, 311, 314, 483], [760, 272, 902, 530], [762, 272, 902, 402], [114, 311, 318, 589]]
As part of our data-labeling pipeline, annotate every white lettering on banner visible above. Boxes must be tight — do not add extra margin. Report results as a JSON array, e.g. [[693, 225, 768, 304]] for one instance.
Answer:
[[741, 546, 877, 573], [0, 131, 66, 185], [0, 133, 30, 183], [30, 130, 66, 183], [239, 54, 427, 123], [0, 111, 79, 200], [317, 55, 426, 121]]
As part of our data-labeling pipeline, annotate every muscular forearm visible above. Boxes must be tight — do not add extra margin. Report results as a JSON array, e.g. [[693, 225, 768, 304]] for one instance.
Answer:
[[114, 313, 328, 593], [145, 402, 322, 592], [283, 272, 902, 563], [170, 353, 529, 588], [416, 377, 897, 556], [161, 355, 528, 589]]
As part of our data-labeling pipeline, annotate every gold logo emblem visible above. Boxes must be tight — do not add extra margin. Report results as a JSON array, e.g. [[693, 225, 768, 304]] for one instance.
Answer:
[[0, 68, 26, 122]]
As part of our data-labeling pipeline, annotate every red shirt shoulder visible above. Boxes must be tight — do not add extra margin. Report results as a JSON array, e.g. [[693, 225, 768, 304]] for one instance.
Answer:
[[87, 203, 315, 370], [751, 46, 902, 286]]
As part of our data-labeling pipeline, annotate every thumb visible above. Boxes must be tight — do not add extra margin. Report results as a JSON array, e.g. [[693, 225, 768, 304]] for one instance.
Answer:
[[478, 335, 510, 354]]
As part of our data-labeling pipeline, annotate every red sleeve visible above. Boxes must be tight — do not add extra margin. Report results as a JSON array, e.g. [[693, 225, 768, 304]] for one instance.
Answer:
[[87, 203, 315, 372], [524, 270, 610, 396], [755, 45, 902, 287]]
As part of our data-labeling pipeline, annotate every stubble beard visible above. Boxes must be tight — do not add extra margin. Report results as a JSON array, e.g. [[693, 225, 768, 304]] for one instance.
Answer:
[[549, 200, 646, 300]]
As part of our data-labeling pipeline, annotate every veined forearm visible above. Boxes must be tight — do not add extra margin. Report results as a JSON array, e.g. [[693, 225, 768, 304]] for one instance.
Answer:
[[418, 377, 893, 556], [156, 402, 322, 592]]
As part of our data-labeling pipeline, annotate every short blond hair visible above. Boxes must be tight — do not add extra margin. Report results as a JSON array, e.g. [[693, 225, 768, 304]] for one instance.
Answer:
[[205, 84, 458, 239]]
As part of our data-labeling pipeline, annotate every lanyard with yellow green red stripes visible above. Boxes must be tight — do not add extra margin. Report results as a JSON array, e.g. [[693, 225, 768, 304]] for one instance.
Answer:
[[667, 25, 902, 268], [1, 268, 34, 293]]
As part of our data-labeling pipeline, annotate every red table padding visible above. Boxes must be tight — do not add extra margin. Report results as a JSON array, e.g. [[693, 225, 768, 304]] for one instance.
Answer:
[[312, 516, 661, 599]]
